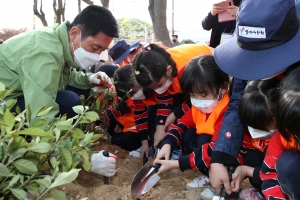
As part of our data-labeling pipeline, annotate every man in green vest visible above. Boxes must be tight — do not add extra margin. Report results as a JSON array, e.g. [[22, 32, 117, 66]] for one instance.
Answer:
[[0, 5, 119, 177]]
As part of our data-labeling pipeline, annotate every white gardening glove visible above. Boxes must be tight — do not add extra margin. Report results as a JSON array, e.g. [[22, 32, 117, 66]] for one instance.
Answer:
[[91, 150, 117, 177], [88, 71, 112, 86]]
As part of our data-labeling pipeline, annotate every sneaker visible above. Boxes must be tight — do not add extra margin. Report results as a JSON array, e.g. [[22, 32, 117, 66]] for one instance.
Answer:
[[129, 146, 155, 158], [199, 186, 216, 200], [239, 188, 265, 200], [170, 149, 182, 160], [129, 146, 142, 157], [186, 175, 210, 190]]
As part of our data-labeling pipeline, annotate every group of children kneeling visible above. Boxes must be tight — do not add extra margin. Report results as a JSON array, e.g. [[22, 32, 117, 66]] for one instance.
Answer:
[[91, 39, 300, 200]]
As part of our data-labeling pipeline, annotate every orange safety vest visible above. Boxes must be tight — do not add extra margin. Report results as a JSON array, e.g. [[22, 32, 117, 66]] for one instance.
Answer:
[[192, 93, 229, 135], [117, 98, 137, 133], [167, 44, 213, 94]]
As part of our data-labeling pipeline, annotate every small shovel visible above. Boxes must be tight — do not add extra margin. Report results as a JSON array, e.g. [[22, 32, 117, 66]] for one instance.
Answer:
[[131, 160, 162, 195], [212, 166, 235, 200]]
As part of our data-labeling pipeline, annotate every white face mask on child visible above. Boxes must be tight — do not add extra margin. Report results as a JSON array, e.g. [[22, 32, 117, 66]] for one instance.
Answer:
[[190, 88, 221, 114], [154, 79, 173, 94], [131, 88, 145, 100], [248, 126, 277, 140], [72, 32, 100, 70]]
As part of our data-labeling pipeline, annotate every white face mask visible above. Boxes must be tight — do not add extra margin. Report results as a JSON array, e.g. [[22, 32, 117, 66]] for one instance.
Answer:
[[154, 79, 173, 94], [190, 88, 221, 114], [72, 33, 100, 70], [131, 88, 145, 100], [248, 126, 277, 140]]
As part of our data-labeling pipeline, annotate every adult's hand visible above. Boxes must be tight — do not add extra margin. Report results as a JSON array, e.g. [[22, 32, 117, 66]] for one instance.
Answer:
[[227, 5, 239, 17], [91, 150, 117, 177], [88, 71, 112, 86], [211, 3, 223, 16], [209, 163, 232, 195]]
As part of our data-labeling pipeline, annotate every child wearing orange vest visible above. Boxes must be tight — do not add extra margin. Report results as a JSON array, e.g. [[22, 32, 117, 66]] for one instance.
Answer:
[[230, 78, 280, 200], [260, 65, 300, 200], [153, 55, 230, 188], [104, 65, 157, 153], [133, 43, 213, 148]]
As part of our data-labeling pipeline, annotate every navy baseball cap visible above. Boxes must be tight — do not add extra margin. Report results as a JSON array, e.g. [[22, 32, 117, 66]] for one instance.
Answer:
[[214, 0, 300, 80], [108, 40, 140, 64]]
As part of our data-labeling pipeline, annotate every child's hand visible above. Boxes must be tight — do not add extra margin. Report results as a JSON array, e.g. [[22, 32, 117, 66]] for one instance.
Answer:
[[231, 165, 253, 192], [154, 125, 166, 148], [164, 112, 176, 131], [140, 140, 149, 158], [155, 144, 171, 161], [114, 125, 122, 133], [155, 159, 179, 175]]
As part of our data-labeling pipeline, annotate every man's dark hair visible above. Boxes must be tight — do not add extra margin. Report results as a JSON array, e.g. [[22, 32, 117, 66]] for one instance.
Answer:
[[68, 5, 119, 40], [172, 35, 178, 38]]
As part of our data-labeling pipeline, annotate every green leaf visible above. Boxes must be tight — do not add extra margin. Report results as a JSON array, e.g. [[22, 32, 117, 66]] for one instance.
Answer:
[[84, 111, 99, 121], [50, 157, 58, 168], [79, 133, 93, 146], [50, 189, 67, 200], [35, 176, 51, 188], [13, 159, 38, 174], [26, 184, 39, 195], [55, 121, 72, 130], [10, 137, 29, 152], [16, 127, 52, 137], [29, 143, 51, 153], [32, 119, 48, 128], [50, 168, 81, 188], [82, 161, 91, 171], [54, 128, 60, 142], [0, 82, 5, 91], [71, 128, 85, 139], [9, 174, 20, 187], [59, 147, 72, 169], [91, 134, 101, 142], [9, 148, 27, 161], [72, 105, 84, 114], [5, 99, 17, 110], [10, 188, 27, 200], [4, 109, 15, 133], [0, 165, 11, 176], [37, 106, 52, 117]]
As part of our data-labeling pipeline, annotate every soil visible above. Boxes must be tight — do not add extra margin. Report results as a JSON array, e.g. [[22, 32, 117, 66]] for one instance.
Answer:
[[57, 136, 250, 200]]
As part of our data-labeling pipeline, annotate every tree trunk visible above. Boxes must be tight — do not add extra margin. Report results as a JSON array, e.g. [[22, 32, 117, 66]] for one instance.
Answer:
[[53, 0, 66, 24], [78, 0, 81, 13], [101, 0, 109, 9], [33, 0, 48, 26], [148, 0, 172, 47], [82, 0, 94, 5]]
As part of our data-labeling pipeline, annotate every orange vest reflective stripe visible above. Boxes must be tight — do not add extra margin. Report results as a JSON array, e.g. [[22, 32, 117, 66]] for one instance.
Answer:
[[167, 44, 213, 95], [192, 93, 229, 135]]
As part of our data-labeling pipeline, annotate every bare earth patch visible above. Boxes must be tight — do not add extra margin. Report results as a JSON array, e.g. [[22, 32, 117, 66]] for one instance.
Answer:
[[56, 136, 250, 200]]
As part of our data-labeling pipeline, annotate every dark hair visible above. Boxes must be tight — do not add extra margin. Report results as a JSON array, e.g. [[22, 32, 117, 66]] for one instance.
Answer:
[[239, 78, 280, 131], [133, 43, 177, 87], [172, 35, 178, 38], [180, 55, 229, 97], [91, 62, 119, 78], [277, 66, 300, 148], [68, 5, 119, 40], [113, 65, 139, 114]]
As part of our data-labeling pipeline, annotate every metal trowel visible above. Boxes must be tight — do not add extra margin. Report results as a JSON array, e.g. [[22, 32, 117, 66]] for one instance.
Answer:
[[130, 161, 162, 195]]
